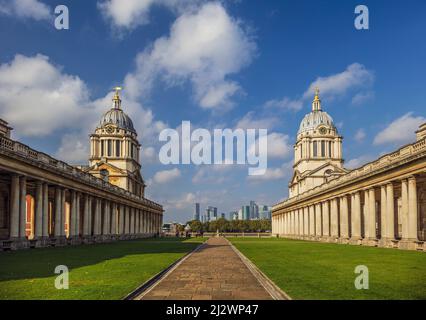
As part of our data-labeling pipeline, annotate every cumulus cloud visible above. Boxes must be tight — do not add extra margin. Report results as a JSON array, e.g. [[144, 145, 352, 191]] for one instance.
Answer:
[[124, 2, 256, 109], [264, 63, 374, 112], [345, 155, 374, 169], [98, 0, 201, 31], [0, 0, 51, 20], [247, 161, 292, 182], [0, 54, 166, 163], [373, 113, 425, 146], [247, 132, 292, 160], [354, 128, 366, 142], [152, 168, 181, 184], [235, 111, 279, 130], [351, 91, 374, 105]]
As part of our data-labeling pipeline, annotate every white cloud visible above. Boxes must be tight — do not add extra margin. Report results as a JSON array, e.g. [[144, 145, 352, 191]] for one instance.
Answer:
[[373, 113, 425, 146], [153, 168, 181, 184], [264, 63, 374, 112], [345, 155, 374, 169], [247, 132, 292, 160], [98, 0, 201, 31], [263, 97, 303, 111], [354, 128, 366, 142], [0, 54, 166, 163], [247, 161, 292, 182], [0, 0, 51, 20], [124, 2, 256, 109], [192, 164, 236, 184], [236, 111, 279, 130], [141, 146, 157, 163], [351, 91, 374, 105]]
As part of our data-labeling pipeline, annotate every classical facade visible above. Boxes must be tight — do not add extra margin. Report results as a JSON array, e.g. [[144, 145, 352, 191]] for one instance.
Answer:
[[272, 90, 426, 251], [0, 89, 163, 250]]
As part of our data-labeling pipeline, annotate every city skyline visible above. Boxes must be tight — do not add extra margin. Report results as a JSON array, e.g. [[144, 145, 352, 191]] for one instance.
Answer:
[[0, 0, 425, 224]]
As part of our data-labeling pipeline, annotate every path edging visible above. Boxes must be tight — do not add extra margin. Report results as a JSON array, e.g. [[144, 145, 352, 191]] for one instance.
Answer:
[[124, 240, 208, 300], [224, 237, 292, 300]]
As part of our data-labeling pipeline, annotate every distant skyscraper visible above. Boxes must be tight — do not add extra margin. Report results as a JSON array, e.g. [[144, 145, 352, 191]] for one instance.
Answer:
[[242, 206, 250, 220], [238, 208, 243, 220], [194, 203, 200, 221]]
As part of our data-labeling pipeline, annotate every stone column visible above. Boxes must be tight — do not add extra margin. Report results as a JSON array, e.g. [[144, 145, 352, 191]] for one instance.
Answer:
[[119, 204, 125, 235], [330, 198, 338, 239], [309, 205, 315, 236], [322, 201, 330, 238], [380, 185, 387, 240], [351, 191, 361, 241], [83, 195, 90, 236], [130, 208, 135, 235], [75, 193, 81, 237], [315, 203, 322, 237], [303, 207, 309, 237], [103, 200, 110, 236], [35, 181, 43, 238], [54, 187, 62, 237], [124, 206, 130, 235], [111, 203, 117, 236], [339, 195, 349, 239], [42, 183, 49, 238], [385, 183, 395, 240], [407, 176, 418, 241], [367, 188, 377, 241], [19, 176, 27, 239], [94, 198, 101, 236], [60, 189, 66, 238], [298, 209, 303, 235], [401, 179, 409, 240], [69, 190, 77, 238], [10, 174, 20, 238]]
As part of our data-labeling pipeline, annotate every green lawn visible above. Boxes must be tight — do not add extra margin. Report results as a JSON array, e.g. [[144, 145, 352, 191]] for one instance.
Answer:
[[0, 237, 204, 300], [229, 237, 426, 300]]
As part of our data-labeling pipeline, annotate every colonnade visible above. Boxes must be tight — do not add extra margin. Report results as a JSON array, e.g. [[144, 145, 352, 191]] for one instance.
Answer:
[[273, 176, 421, 250], [7, 174, 162, 249]]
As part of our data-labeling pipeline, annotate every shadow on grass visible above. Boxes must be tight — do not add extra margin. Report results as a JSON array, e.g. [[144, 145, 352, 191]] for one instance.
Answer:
[[0, 237, 201, 282]]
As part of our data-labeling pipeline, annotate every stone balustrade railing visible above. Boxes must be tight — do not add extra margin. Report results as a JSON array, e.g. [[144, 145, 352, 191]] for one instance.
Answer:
[[0, 135, 162, 211], [274, 137, 426, 211]]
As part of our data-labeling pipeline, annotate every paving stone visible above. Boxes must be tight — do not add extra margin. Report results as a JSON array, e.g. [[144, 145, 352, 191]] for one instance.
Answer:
[[141, 237, 272, 300]]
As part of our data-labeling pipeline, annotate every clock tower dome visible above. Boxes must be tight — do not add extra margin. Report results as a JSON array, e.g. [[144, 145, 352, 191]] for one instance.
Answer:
[[88, 88, 145, 197], [289, 89, 347, 198]]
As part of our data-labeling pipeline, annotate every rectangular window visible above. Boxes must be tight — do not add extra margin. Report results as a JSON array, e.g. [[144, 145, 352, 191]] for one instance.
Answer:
[[131, 144, 134, 159], [101, 140, 104, 156], [321, 141, 325, 157], [108, 140, 112, 157], [329, 141, 332, 157], [116, 140, 120, 157], [313, 141, 317, 157]]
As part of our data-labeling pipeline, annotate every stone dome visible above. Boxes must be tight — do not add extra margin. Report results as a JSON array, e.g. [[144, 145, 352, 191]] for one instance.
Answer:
[[99, 108, 135, 132], [298, 88, 336, 134], [98, 88, 135, 133], [298, 110, 335, 134]]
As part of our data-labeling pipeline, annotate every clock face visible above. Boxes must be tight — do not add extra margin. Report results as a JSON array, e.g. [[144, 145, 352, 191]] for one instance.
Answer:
[[106, 126, 114, 134], [319, 127, 327, 135]]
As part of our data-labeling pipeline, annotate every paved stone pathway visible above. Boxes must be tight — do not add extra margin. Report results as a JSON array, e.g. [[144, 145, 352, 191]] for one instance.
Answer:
[[139, 237, 273, 300]]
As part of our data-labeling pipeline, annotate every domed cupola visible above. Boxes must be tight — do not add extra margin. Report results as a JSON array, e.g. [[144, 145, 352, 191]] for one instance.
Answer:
[[298, 88, 336, 135], [89, 87, 145, 197], [98, 89, 136, 133], [289, 88, 345, 198]]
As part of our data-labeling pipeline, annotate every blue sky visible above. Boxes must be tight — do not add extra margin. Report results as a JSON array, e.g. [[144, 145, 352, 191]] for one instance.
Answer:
[[0, 0, 425, 223]]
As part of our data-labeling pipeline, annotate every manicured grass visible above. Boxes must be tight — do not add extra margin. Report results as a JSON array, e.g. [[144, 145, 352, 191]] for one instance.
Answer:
[[229, 237, 426, 300], [0, 237, 204, 300]]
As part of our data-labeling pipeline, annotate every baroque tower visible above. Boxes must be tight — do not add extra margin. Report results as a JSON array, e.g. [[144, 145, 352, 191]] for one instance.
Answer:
[[88, 88, 145, 197], [289, 89, 347, 198]]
